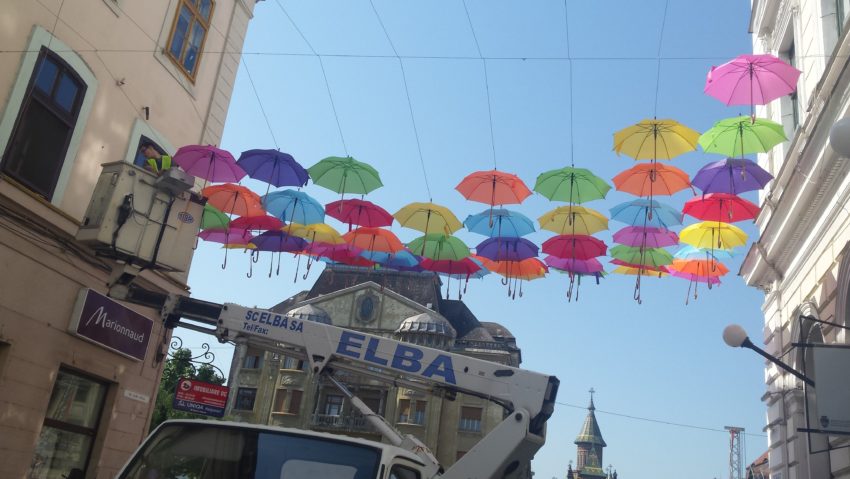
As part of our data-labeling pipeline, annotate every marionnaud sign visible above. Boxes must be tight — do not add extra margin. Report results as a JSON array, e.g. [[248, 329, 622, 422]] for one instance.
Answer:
[[69, 288, 153, 361], [173, 377, 229, 417]]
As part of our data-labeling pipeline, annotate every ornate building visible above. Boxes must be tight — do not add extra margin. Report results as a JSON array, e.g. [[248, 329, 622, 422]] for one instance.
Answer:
[[567, 392, 618, 479], [224, 264, 527, 474]]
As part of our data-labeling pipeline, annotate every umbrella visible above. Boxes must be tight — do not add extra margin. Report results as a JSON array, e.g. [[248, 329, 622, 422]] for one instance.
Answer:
[[201, 204, 230, 230], [325, 199, 393, 230], [612, 163, 692, 198], [487, 258, 548, 299], [394, 203, 463, 246], [610, 259, 669, 273], [683, 193, 760, 223], [544, 256, 604, 274], [283, 223, 345, 281], [612, 226, 679, 248], [668, 266, 723, 304], [609, 245, 674, 269], [538, 206, 609, 235], [343, 227, 405, 254], [674, 245, 734, 260], [613, 119, 700, 161], [363, 249, 421, 269], [198, 227, 253, 269], [407, 234, 470, 261], [421, 257, 484, 299], [691, 158, 773, 195], [456, 170, 532, 225], [613, 265, 668, 277], [705, 54, 801, 109], [476, 237, 539, 262], [263, 190, 325, 225], [236, 149, 309, 194], [308, 156, 383, 198], [698, 116, 787, 158], [173, 145, 245, 183], [679, 221, 748, 251], [670, 259, 729, 277], [251, 231, 308, 277], [541, 235, 607, 260], [229, 215, 285, 232], [534, 166, 610, 203], [464, 208, 535, 238], [610, 199, 683, 228], [202, 184, 265, 217]]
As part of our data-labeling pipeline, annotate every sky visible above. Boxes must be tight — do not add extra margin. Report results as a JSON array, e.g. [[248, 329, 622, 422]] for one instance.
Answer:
[[179, 1, 770, 478]]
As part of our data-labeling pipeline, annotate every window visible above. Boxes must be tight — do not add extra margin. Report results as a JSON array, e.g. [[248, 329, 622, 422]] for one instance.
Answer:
[[389, 464, 421, 479], [324, 394, 343, 416], [458, 406, 482, 432], [165, 0, 214, 80], [397, 399, 426, 425], [0, 342, 9, 381], [133, 136, 167, 168], [281, 356, 304, 371], [273, 389, 287, 413], [288, 390, 303, 414], [234, 388, 256, 411], [2, 48, 86, 200], [28, 369, 107, 479], [274, 389, 303, 415], [243, 349, 263, 369]]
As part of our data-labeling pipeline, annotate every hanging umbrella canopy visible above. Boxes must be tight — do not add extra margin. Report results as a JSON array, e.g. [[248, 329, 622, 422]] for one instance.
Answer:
[[198, 228, 251, 245], [612, 226, 679, 248], [236, 149, 309, 187], [683, 193, 760, 223], [326, 199, 393, 229], [455, 170, 532, 206], [251, 231, 308, 252], [610, 199, 683, 228], [202, 184, 265, 217], [230, 215, 285, 232], [668, 269, 722, 284], [361, 249, 420, 268], [691, 158, 773, 195], [320, 255, 376, 268], [613, 119, 700, 161], [543, 256, 604, 274], [201, 204, 230, 230], [174, 145, 245, 183], [705, 53, 801, 106], [674, 245, 734, 260], [612, 265, 669, 277], [489, 258, 548, 280], [609, 260, 670, 274], [343, 227, 404, 253], [698, 116, 787, 157], [534, 166, 610, 203], [407, 234, 470, 261], [420, 257, 483, 276], [609, 245, 674, 268], [464, 208, 535, 237], [541, 235, 607, 260], [308, 156, 383, 195], [283, 223, 345, 245], [669, 258, 729, 277], [612, 163, 692, 197], [263, 190, 325, 225], [538, 206, 609, 235], [394, 202, 463, 235], [680, 221, 748, 251], [476, 237, 539, 262]]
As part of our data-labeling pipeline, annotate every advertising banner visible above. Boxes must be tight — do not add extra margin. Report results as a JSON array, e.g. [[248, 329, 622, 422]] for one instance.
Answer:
[[173, 377, 230, 418], [69, 288, 153, 361]]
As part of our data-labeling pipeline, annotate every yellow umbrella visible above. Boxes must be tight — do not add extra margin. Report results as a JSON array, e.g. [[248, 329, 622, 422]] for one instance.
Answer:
[[679, 221, 747, 251], [612, 266, 668, 277], [282, 223, 345, 245], [613, 118, 700, 160], [538, 206, 608, 235], [394, 202, 463, 235]]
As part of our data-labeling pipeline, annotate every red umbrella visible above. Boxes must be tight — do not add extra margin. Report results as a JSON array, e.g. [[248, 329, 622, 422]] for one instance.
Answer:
[[343, 227, 405, 254], [325, 199, 394, 230], [421, 257, 484, 299], [683, 193, 760, 223], [230, 215, 285, 231], [202, 184, 265, 217], [541, 235, 607, 260]]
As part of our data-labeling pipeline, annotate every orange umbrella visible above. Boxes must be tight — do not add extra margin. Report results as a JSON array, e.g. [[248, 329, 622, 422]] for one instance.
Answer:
[[488, 257, 547, 299], [456, 169, 532, 205], [612, 163, 692, 198], [669, 259, 728, 277], [202, 184, 265, 217], [343, 227, 404, 254]]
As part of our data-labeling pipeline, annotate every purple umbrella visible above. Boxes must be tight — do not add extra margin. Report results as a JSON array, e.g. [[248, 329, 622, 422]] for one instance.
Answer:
[[173, 145, 245, 183], [475, 237, 538, 262], [544, 256, 603, 274], [705, 54, 801, 108], [198, 228, 252, 269], [691, 158, 773, 195], [613, 226, 679, 248], [251, 231, 307, 277], [237, 149, 309, 194]]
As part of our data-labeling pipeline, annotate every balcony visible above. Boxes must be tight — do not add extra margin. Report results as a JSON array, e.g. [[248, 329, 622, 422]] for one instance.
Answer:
[[310, 413, 378, 434]]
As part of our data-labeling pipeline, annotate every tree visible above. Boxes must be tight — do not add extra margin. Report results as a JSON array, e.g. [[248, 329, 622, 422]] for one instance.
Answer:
[[150, 347, 226, 430]]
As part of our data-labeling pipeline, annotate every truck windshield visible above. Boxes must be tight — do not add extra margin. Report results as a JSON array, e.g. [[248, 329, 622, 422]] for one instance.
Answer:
[[119, 423, 381, 479]]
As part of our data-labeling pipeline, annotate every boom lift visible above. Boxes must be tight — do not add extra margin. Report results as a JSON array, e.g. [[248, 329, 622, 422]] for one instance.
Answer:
[[116, 287, 559, 479]]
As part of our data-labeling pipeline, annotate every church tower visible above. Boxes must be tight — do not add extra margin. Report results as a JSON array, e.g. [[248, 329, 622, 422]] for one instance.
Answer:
[[568, 389, 617, 479]]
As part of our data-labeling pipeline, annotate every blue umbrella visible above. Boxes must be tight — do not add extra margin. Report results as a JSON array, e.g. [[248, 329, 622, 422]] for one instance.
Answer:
[[360, 249, 420, 268], [674, 245, 734, 260], [464, 208, 535, 237], [263, 190, 325, 225], [237, 149, 310, 194], [609, 199, 683, 228]]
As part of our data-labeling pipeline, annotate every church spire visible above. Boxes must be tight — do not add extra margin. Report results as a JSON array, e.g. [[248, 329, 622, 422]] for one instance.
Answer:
[[575, 388, 607, 447]]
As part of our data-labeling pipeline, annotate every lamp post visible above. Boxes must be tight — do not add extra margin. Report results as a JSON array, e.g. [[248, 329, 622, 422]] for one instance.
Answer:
[[829, 117, 850, 157], [722, 324, 815, 387]]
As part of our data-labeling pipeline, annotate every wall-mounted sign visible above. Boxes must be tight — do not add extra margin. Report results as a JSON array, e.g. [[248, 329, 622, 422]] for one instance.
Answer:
[[173, 377, 229, 417], [69, 288, 153, 361], [813, 347, 850, 433]]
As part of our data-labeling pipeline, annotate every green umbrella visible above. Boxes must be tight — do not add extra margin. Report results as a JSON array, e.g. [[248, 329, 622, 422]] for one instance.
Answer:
[[609, 245, 673, 268], [201, 204, 230, 229], [534, 167, 611, 203], [698, 116, 787, 158], [307, 156, 383, 195], [407, 234, 470, 261]]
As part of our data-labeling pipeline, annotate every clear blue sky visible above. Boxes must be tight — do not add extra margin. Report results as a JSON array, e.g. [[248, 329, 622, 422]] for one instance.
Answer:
[[181, 1, 767, 478]]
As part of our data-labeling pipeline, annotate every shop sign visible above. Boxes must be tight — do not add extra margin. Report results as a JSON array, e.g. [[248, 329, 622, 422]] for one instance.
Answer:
[[69, 288, 153, 361], [173, 377, 229, 417]]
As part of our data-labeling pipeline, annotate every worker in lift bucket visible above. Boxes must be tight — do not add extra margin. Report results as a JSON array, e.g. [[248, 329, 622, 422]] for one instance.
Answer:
[[140, 144, 172, 175]]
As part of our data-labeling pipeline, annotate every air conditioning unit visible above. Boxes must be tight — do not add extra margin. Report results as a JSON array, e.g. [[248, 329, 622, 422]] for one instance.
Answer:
[[76, 161, 203, 272]]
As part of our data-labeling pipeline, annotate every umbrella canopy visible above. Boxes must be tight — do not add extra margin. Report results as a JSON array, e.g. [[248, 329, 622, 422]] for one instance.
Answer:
[[488, 258, 548, 280], [691, 158, 773, 195], [201, 204, 230, 230], [263, 190, 325, 225], [705, 53, 801, 106], [683, 193, 760, 223], [394, 202, 463, 235], [698, 116, 787, 158], [613, 119, 700, 160], [612, 226, 679, 248], [674, 245, 734, 260], [609, 199, 683, 228], [612, 266, 669, 277], [326, 199, 393, 229], [251, 231, 307, 252], [308, 156, 383, 195], [476, 237, 539, 262], [229, 215, 285, 232], [198, 228, 251, 245], [407, 234, 470, 261], [534, 166, 610, 203], [361, 249, 420, 268], [420, 257, 483, 276], [668, 269, 722, 284], [283, 223, 345, 245], [464, 208, 535, 237], [174, 145, 245, 182], [236, 149, 309, 188], [343, 227, 404, 253], [544, 256, 604, 274], [538, 206, 609, 235], [455, 170, 532, 205], [612, 163, 692, 197], [609, 259, 670, 273], [669, 259, 729, 277], [679, 221, 748, 251], [541, 235, 607, 260], [609, 245, 674, 268], [202, 184, 265, 217]]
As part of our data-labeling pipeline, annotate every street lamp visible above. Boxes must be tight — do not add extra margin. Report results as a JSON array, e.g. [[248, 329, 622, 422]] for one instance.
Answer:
[[722, 324, 815, 387], [829, 116, 850, 157]]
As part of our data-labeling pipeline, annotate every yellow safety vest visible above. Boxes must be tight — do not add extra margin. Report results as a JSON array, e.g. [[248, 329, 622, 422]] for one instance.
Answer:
[[146, 155, 172, 173]]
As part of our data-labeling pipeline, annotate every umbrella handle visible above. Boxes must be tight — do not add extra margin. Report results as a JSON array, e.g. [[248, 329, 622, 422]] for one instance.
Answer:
[[519, 280, 523, 298], [252, 250, 259, 263], [501, 276, 509, 286], [269, 254, 274, 278], [294, 254, 301, 283], [247, 255, 253, 278], [575, 275, 580, 302]]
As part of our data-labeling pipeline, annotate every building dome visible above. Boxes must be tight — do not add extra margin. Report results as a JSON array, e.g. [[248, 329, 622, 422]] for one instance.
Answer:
[[395, 313, 456, 349], [286, 304, 332, 324]]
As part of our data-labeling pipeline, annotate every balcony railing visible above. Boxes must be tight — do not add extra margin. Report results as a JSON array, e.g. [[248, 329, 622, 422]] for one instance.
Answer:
[[310, 413, 377, 433]]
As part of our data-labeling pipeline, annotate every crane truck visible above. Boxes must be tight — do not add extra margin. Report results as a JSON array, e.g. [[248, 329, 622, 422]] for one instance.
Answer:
[[113, 287, 559, 479]]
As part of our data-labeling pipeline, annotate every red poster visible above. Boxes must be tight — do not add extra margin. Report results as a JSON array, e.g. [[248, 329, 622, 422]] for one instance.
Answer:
[[173, 377, 230, 417]]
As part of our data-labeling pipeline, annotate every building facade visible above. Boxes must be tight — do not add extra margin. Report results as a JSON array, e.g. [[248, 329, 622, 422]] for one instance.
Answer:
[[0, 1, 257, 477], [224, 265, 527, 474], [741, 1, 850, 479], [566, 394, 618, 479]]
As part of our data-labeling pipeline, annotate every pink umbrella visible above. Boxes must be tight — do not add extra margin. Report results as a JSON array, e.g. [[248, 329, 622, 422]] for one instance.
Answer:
[[543, 256, 603, 274], [669, 269, 722, 305], [541, 235, 607, 260], [174, 145, 246, 183], [198, 228, 252, 269], [704, 54, 801, 113], [612, 226, 679, 248]]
